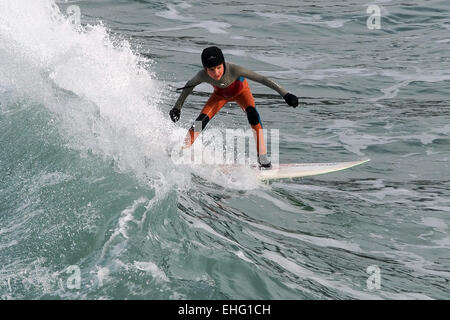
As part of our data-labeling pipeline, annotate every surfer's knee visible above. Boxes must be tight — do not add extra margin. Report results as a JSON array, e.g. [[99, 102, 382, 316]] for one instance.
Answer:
[[190, 113, 210, 132], [245, 106, 261, 126]]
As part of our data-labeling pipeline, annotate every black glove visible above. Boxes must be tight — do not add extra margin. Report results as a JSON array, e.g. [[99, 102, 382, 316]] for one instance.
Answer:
[[284, 93, 299, 108], [169, 107, 180, 123]]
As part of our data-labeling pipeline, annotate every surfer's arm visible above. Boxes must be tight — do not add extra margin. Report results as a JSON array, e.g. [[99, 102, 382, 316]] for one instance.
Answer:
[[174, 72, 204, 111], [170, 72, 205, 122], [233, 65, 289, 97], [233, 64, 298, 107]]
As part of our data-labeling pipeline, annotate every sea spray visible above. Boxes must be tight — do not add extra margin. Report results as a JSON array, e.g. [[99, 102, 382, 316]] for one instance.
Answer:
[[0, 0, 186, 188]]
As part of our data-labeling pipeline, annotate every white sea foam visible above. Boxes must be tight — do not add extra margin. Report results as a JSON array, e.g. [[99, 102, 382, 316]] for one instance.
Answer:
[[248, 190, 304, 214], [252, 54, 321, 70], [237, 215, 362, 252], [372, 249, 450, 279], [0, 239, 18, 250], [381, 69, 450, 83], [234, 250, 253, 263], [373, 69, 450, 101], [263, 251, 380, 299], [255, 12, 349, 29], [155, 4, 193, 21], [181, 213, 238, 246], [35, 171, 74, 187], [155, 4, 230, 34], [154, 21, 231, 34], [300, 68, 376, 81], [265, 250, 433, 300], [0, 0, 202, 191], [422, 217, 448, 233], [99, 197, 149, 260], [133, 261, 169, 281]]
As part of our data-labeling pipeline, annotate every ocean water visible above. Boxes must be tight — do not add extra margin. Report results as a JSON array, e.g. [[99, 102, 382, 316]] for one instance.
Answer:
[[0, 0, 449, 300]]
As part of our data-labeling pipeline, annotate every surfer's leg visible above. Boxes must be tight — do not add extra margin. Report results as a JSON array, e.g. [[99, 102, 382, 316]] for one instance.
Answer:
[[234, 84, 267, 157], [184, 93, 227, 148]]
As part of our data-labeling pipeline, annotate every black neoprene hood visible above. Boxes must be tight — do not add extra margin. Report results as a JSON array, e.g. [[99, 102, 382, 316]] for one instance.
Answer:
[[201, 46, 225, 68]]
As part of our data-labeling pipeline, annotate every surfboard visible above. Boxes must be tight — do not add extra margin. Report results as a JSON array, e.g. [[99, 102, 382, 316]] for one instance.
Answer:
[[256, 159, 370, 180]]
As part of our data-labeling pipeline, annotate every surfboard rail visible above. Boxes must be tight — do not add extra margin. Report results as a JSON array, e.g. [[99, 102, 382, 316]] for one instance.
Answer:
[[257, 159, 371, 180]]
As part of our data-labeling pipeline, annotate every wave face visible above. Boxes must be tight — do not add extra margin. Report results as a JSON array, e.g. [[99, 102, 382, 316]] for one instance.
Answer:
[[0, 0, 449, 299]]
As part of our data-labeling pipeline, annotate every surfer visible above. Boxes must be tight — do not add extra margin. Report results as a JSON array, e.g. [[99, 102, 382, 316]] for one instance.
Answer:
[[169, 46, 299, 168]]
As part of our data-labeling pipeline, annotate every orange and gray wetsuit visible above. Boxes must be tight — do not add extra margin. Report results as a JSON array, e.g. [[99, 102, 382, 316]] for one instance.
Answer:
[[174, 62, 289, 155]]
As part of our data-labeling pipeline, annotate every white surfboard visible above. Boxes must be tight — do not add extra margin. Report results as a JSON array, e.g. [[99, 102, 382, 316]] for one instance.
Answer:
[[256, 159, 370, 180]]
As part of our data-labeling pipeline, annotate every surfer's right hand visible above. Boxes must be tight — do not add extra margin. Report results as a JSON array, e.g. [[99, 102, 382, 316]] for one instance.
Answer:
[[284, 93, 299, 108], [169, 107, 180, 122]]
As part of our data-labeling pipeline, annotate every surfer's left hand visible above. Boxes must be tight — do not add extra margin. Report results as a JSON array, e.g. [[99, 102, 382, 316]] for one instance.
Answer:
[[284, 93, 299, 108]]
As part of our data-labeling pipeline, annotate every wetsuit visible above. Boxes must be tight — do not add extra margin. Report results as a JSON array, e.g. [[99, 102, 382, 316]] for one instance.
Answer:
[[174, 62, 289, 156]]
